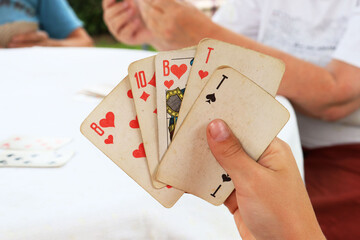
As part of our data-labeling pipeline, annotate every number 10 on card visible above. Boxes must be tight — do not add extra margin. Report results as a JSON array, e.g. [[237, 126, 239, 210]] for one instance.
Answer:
[[135, 71, 147, 89]]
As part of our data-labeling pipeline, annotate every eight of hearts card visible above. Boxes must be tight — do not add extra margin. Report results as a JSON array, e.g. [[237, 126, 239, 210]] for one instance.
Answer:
[[157, 67, 290, 206], [155, 48, 196, 160], [174, 38, 285, 136], [128, 55, 165, 188], [80, 76, 184, 208]]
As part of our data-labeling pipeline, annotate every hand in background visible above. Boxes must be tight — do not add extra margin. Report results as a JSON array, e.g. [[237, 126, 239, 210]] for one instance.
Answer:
[[207, 119, 325, 240], [140, 0, 213, 50], [8, 31, 49, 48], [7, 28, 93, 48], [102, 0, 154, 46]]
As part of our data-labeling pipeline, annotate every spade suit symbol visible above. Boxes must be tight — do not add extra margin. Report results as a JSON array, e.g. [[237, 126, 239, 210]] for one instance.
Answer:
[[206, 93, 216, 104], [222, 174, 231, 182]]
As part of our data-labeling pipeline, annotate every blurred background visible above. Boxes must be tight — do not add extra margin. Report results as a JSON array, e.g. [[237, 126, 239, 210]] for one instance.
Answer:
[[68, 0, 225, 50]]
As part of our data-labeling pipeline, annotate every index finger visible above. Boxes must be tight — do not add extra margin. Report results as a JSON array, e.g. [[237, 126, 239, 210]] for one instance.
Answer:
[[257, 137, 296, 171]]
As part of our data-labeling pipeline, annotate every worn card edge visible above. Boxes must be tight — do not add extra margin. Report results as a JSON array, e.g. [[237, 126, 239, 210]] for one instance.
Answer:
[[127, 56, 167, 189], [80, 77, 182, 208], [157, 66, 290, 205]]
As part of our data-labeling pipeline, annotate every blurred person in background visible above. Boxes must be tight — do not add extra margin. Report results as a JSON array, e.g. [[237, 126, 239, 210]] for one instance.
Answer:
[[103, 0, 360, 239], [0, 0, 93, 47]]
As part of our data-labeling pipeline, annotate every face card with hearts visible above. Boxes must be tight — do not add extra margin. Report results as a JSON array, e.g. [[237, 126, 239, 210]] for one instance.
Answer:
[[0, 136, 71, 151], [155, 48, 196, 160], [174, 38, 285, 136], [157, 67, 290, 206], [128, 56, 165, 188], [80, 76, 183, 208], [0, 150, 74, 168]]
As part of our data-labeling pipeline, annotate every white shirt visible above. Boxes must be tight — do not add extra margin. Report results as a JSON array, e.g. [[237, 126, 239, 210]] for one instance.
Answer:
[[213, 0, 360, 148]]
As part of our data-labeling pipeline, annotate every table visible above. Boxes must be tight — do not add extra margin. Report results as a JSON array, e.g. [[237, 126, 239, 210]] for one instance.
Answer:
[[0, 47, 303, 240]]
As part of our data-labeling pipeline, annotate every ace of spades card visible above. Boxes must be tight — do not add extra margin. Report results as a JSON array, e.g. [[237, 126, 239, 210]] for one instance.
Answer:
[[157, 67, 290, 206], [81, 77, 183, 208], [174, 39, 285, 136], [155, 48, 196, 160]]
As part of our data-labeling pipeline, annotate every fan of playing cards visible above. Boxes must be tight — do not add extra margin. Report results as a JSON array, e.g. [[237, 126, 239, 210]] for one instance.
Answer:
[[81, 39, 290, 208]]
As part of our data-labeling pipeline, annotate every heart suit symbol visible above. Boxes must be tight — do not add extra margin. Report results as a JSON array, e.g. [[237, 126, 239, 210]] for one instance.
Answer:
[[129, 116, 139, 129], [171, 64, 187, 79], [133, 143, 146, 158], [127, 90, 133, 98], [198, 70, 209, 79], [104, 135, 113, 144], [164, 80, 174, 89], [100, 112, 115, 128]]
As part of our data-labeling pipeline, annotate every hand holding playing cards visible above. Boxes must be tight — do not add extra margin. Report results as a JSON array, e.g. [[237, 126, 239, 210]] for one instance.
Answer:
[[7, 30, 49, 48], [82, 39, 297, 209], [102, 0, 154, 46], [207, 120, 325, 240]]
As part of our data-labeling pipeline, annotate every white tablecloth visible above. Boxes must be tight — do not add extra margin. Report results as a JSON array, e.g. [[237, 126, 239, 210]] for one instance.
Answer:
[[0, 47, 303, 240]]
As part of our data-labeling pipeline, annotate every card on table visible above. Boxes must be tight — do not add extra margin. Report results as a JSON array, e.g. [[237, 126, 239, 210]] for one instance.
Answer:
[[155, 48, 196, 160], [80, 76, 183, 208], [128, 55, 166, 188], [0, 150, 74, 167], [0, 136, 71, 151], [0, 21, 38, 47], [156, 67, 290, 205], [174, 39, 285, 136]]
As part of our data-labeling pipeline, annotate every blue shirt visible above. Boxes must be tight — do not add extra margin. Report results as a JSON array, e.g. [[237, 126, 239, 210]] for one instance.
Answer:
[[0, 0, 83, 39]]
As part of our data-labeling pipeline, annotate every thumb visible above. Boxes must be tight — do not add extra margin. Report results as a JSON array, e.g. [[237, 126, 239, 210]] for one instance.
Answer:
[[206, 119, 260, 182]]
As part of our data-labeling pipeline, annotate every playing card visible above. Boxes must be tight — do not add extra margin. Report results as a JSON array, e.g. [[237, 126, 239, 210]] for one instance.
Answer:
[[0, 136, 71, 151], [80, 76, 183, 208], [128, 56, 165, 188], [155, 48, 196, 161], [157, 67, 290, 205], [174, 38, 285, 136], [0, 21, 38, 47], [0, 150, 74, 167]]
